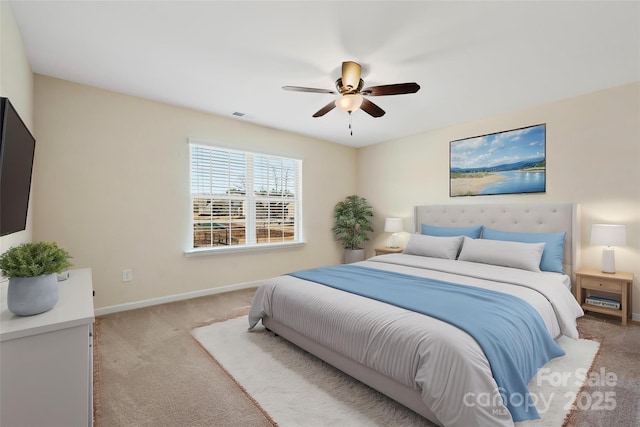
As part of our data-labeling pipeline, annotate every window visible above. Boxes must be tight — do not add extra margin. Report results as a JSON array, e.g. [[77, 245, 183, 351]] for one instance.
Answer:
[[189, 141, 302, 252]]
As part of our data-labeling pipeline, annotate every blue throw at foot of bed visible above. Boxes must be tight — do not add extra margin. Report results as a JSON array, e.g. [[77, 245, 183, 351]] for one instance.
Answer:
[[288, 264, 565, 422]]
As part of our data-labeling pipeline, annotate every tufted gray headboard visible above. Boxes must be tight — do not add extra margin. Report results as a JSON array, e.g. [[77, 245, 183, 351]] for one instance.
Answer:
[[414, 203, 580, 277]]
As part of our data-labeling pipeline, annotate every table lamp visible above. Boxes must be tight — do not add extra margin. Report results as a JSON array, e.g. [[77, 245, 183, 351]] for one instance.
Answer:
[[384, 218, 404, 248], [590, 224, 627, 273]]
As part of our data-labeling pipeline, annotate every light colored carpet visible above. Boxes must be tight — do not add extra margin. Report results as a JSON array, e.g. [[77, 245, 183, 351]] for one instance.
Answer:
[[193, 316, 600, 427], [94, 289, 275, 427]]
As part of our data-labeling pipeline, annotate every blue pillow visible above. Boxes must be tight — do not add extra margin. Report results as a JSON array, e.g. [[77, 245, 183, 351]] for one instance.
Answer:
[[421, 224, 483, 239], [481, 228, 566, 273]]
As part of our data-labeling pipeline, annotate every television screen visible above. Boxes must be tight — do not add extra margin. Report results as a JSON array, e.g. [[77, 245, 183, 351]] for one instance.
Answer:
[[0, 97, 36, 236]]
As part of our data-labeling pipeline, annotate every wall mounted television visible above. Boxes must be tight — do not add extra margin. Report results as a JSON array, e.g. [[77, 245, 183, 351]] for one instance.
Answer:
[[0, 97, 36, 236]]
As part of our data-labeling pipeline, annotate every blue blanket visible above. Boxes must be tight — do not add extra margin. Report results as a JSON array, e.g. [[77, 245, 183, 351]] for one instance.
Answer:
[[288, 264, 565, 421]]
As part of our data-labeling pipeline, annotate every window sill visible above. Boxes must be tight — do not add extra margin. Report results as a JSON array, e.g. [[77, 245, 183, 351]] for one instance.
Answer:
[[184, 241, 306, 257]]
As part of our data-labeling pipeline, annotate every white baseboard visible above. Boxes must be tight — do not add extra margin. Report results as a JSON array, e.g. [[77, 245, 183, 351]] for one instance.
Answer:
[[633, 312, 640, 322], [94, 281, 260, 316]]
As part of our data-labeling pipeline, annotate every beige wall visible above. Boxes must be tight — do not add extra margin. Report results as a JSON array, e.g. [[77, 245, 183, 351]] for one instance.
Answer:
[[33, 75, 357, 308], [0, 0, 34, 252], [358, 82, 640, 318], [28, 70, 640, 316]]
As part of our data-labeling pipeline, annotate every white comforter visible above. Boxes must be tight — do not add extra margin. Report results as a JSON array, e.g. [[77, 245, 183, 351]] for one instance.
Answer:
[[249, 254, 584, 427]]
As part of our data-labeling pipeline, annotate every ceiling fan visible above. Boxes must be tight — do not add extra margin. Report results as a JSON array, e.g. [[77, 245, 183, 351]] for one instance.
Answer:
[[282, 61, 421, 124]]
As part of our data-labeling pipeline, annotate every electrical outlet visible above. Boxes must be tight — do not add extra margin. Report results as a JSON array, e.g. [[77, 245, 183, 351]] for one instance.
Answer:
[[122, 269, 133, 282]]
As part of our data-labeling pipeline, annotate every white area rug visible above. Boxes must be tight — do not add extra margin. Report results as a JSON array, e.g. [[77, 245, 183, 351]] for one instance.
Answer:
[[193, 316, 599, 427]]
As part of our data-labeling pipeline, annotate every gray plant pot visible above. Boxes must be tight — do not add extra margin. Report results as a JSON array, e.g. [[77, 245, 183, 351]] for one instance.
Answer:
[[7, 273, 59, 316], [344, 248, 365, 264]]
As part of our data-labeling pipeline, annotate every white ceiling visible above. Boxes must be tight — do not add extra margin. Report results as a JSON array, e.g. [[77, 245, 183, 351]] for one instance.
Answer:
[[9, 1, 640, 148]]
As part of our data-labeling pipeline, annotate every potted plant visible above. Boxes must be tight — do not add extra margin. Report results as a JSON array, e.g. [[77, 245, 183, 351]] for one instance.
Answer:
[[0, 241, 72, 316], [332, 195, 374, 263]]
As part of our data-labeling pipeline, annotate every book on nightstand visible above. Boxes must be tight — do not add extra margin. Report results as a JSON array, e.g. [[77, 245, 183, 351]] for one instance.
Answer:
[[584, 296, 621, 310]]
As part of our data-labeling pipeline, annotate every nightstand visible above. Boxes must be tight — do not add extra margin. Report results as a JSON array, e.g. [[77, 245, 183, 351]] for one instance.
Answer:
[[374, 247, 404, 256], [575, 268, 633, 325]]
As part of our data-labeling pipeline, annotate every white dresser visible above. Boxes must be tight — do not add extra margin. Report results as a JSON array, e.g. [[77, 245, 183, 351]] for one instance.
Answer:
[[0, 268, 95, 427]]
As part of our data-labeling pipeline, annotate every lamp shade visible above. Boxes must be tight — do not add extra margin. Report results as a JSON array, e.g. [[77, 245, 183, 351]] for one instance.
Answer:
[[384, 218, 404, 233], [335, 94, 363, 112], [590, 224, 627, 247]]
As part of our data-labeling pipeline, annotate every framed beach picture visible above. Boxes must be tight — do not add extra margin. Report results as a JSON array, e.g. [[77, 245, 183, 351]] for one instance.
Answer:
[[449, 124, 546, 197]]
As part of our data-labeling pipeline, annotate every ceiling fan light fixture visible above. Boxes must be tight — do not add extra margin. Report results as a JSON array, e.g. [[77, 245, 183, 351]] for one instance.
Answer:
[[283, 60, 419, 119], [335, 94, 363, 113]]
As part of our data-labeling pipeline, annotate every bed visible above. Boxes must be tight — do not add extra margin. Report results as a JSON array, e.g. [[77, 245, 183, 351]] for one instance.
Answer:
[[248, 203, 584, 427]]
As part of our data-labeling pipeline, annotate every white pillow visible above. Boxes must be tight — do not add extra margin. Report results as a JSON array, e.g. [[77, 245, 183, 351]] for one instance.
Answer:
[[457, 236, 546, 272], [403, 234, 464, 260]]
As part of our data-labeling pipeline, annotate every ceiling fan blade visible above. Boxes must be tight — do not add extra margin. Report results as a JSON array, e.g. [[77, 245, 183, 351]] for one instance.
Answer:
[[312, 101, 336, 117], [361, 82, 421, 96], [341, 61, 362, 91], [360, 98, 385, 118], [282, 86, 337, 94]]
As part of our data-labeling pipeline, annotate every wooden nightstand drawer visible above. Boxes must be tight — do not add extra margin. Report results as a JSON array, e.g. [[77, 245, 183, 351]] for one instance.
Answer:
[[579, 277, 623, 293]]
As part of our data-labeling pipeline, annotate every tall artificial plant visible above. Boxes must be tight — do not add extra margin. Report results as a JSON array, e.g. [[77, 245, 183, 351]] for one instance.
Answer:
[[332, 195, 374, 250]]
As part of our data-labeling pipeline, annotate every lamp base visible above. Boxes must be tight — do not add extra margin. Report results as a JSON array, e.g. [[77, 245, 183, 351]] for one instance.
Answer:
[[601, 247, 616, 274], [389, 233, 400, 249]]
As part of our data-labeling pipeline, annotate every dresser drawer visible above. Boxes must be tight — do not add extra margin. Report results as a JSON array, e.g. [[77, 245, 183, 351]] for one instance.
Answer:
[[579, 277, 622, 293]]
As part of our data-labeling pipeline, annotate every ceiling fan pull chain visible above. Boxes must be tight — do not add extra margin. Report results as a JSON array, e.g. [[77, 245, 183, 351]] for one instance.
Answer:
[[349, 111, 353, 135]]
